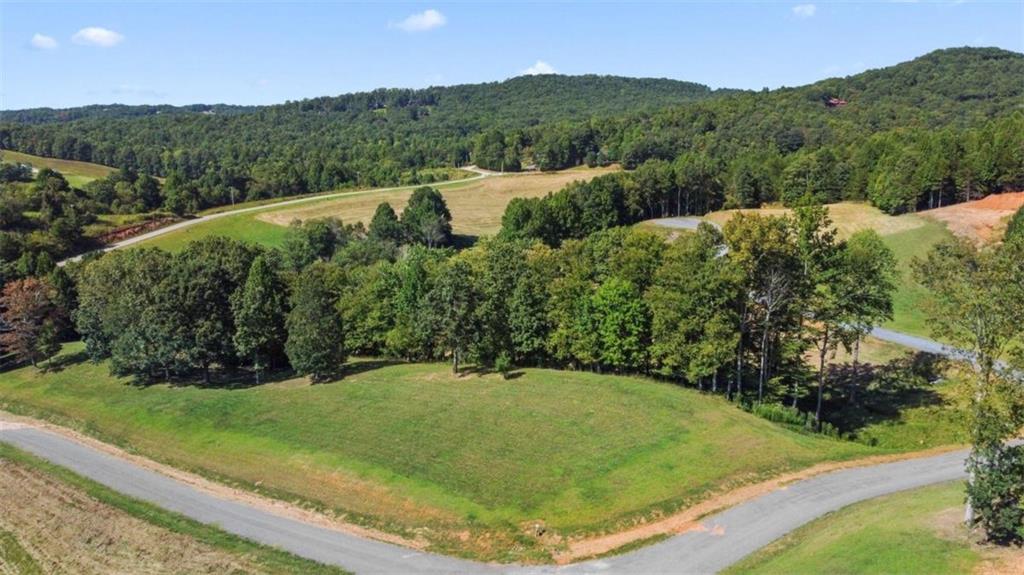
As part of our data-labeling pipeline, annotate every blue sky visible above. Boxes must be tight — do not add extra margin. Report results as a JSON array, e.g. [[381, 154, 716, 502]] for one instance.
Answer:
[[2, 1, 1022, 110]]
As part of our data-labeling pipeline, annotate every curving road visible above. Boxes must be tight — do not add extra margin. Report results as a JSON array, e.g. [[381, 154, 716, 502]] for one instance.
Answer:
[[59, 167, 498, 266], [0, 421, 968, 575]]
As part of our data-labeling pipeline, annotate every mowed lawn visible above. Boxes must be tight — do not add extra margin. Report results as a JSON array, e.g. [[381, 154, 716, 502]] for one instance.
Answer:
[[0, 343, 876, 561], [726, 482, 994, 575], [1, 150, 115, 187]]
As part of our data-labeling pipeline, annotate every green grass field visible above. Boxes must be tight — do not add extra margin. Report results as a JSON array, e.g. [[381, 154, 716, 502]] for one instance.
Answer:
[[0, 343, 882, 562], [0, 442, 346, 574], [726, 482, 983, 575], [879, 219, 956, 338], [1, 150, 115, 186], [0, 528, 41, 575]]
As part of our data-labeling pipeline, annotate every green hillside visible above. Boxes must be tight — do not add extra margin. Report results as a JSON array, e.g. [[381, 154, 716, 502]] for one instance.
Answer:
[[0, 343, 877, 562]]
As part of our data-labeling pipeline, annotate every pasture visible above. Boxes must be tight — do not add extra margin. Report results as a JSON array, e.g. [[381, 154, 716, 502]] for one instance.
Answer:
[[135, 166, 616, 253]]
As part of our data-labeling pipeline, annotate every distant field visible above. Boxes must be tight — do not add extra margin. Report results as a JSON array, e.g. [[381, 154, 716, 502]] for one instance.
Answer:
[[1, 150, 115, 186], [257, 166, 619, 236], [0, 442, 345, 574], [878, 219, 955, 338], [0, 343, 878, 562], [703, 202, 927, 240], [726, 481, 1017, 575], [136, 166, 616, 252]]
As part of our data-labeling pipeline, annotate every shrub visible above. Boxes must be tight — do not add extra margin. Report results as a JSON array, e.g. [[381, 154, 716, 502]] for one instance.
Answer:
[[495, 353, 513, 380], [967, 445, 1024, 544]]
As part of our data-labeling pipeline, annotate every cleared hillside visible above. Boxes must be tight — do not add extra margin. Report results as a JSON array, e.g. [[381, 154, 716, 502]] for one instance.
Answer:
[[0, 343, 877, 562]]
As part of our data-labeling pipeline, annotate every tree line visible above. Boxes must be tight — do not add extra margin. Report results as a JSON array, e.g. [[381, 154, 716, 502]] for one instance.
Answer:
[[3, 185, 1021, 545], [1, 48, 1020, 217], [3, 187, 896, 430]]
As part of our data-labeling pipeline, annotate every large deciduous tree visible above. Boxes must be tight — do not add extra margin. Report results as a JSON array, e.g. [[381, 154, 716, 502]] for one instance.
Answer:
[[915, 237, 1024, 542], [0, 277, 62, 368]]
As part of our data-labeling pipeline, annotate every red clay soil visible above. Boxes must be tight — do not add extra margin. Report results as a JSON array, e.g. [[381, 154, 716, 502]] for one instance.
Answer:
[[98, 217, 180, 244], [921, 191, 1024, 245]]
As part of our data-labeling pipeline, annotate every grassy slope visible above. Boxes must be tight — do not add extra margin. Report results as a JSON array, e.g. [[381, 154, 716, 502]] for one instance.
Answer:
[[726, 482, 981, 575], [1, 149, 114, 186], [879, 218, 955, 338], [0, 344, 877, 561], [0, 442, 346, 574]]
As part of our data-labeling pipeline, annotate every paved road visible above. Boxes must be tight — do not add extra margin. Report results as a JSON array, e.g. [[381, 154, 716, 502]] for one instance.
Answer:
[[38, 189, 980, 572], [0, 423, 968, 574], [59, 167, 495, 265], [649, 216, 709, 231], [870, 327, 958, 358]]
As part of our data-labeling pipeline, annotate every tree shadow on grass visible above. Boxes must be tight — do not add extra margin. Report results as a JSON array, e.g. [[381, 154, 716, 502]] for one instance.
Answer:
[[822, 351, 948, 434], [40, 350, 91, 374], [452, 234, 479, 249], [329, 359, 405, 381]]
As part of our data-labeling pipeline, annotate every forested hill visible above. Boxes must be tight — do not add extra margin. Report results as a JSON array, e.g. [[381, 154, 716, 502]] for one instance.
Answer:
[[2, 75, 719, 127], [0, 47, 1020, 215]]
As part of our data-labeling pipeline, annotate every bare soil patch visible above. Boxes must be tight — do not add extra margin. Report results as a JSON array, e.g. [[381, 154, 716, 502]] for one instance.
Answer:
[[933, 506, 1024, 575], [0, 457, 266, 574], [258, 167, 618, 236], [921, 191, 1024, 245]]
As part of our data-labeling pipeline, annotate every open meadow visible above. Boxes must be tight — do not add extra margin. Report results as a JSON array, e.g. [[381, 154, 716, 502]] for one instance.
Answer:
[[133, 166, 618, 252]]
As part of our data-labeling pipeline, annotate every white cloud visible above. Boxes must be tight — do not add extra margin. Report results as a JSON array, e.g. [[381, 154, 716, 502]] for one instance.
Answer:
[[72, 26, 124, 47], [30, 33, 58, 50], [792, 4, 817, 18], [520, 60, 557, 76], [393, 9, 446, 32]]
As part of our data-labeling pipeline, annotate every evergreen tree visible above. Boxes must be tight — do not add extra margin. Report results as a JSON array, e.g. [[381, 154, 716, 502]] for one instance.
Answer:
[[286, 263, 346, 381], [233, 255, 288, 384], [401, 187, 452, 248], [368, 202, 404, 245]]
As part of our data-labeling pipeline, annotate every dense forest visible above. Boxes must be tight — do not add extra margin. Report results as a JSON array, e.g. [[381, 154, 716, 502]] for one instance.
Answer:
[[1, 47, 1021, 214]]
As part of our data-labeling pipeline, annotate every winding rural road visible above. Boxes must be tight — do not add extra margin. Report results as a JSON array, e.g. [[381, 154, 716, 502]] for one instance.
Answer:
[[59, 166, 501, 265], [33, 199, 984, 572], [0, 420, 968, 575]]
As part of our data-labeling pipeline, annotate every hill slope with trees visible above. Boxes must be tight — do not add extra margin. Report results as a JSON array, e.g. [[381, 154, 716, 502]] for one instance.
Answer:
[[1, 47, 1020, 214]]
